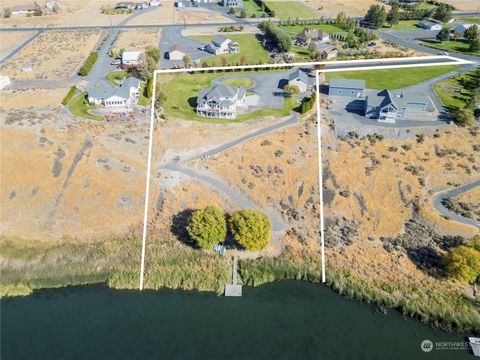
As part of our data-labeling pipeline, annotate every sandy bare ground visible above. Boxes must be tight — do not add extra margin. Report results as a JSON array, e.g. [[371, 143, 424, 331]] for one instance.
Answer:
[[0, 1, 131, 27], [0, 88, 66, 109], [0, 31, 34, 57], [175, 8, 234, 25], [0, 108, 150, 241], [446, 0, 480, 12], [126, 1, 175, 25], [112, 29, 161, 53], [182, 24, 260, 36], [305, 0, 390, 18], [0, 30, 100, 80]]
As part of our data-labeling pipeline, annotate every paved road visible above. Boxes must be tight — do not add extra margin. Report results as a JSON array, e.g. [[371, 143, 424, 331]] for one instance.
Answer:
[[432, 180, 480, 229], [0, 30, 42, 64]]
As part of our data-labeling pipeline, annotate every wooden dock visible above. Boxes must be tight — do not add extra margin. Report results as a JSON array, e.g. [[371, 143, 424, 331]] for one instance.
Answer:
[[225, 256, 242, 297]]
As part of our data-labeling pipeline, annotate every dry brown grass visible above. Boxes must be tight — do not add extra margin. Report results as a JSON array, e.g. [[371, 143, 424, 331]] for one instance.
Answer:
[[126, 0, 175, 25], [112, 29, 161, 53], [0, 30, 100, 80], [0, 31, 34, 56], [443, 0, 480, 12], [0, 88, 66, 109], [305, 0, 390, 18]]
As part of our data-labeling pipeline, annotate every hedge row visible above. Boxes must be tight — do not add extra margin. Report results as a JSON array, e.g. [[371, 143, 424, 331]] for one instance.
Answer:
[[78, 52, 98, 77], [61, 86, 77, 105], [300, 92, 316, 114]]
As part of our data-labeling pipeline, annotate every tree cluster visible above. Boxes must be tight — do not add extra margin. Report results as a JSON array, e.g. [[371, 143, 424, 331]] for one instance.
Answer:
[[259, 21, 292, 52], [364, 5, 387, 29]]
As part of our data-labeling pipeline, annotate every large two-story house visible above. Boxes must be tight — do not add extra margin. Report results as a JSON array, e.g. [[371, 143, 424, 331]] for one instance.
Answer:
[[196, 84, 246, 119], [296, 28, 330, 45], [204, 35, 239, 55], [87, 77, 142, 108]]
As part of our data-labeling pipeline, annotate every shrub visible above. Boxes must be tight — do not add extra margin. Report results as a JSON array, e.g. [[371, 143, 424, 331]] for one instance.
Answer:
[[145, 77, 154, 98], [456, 108, 474, 127], [300, 92, 316, 114], [230, 209, 271, 251], [444, 240, 480, 283], [78, 51, 98, 76], [187, 205, 227, 250], [62, 86, 77, 105]]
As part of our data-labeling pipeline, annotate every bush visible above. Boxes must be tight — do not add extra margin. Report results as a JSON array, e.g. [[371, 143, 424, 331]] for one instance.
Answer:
[[300, 92, 316, 114], [230, 209, 271, 251], [78, 52, 98, 77], [62, 86, 77, 105], [145, 77, 154, 98], [456, 108, 474, 127], [187, 205, 227, 250], [444, 239, 480, 283]]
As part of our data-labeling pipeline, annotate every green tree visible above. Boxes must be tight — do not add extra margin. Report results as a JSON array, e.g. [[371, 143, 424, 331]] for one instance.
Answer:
[[433, 3, 452, 23], [230, 209, 271, 251], [308, 41, 317, 58], [445, 243, 480, 283], [240, 9, 247, 18], [436, 28, 450, 41], [284, 84, 300, 95], [464, 24, 479, 41], [364, 5, 387, 29], [136, 54, 157, 81], [182, 54, 191, 68], [145, 46, 160, 62], [456, 108, 474, 127], [3, 8, 12, 18], [145, 77, 154, 98], [470, 36, 480, 51], [386, 3, 400, 27], [187, 205, 227, 250], [228, 7, 236, 15]]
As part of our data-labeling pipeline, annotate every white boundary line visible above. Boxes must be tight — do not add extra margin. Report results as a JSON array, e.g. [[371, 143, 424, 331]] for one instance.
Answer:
[[139, 55, 474, 290]]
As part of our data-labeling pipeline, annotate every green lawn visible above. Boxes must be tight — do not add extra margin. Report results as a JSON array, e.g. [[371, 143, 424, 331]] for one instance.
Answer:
[[458, 17, 480, 24], [190, 34, 269, 66], [138, 83, 151, 106], [381, 20, 420, 31], [162, 71, 297, 123], [325, 65, 459, 89], [265, 1, 319, 20], [419, 40, 480, 56], [222, 78, 254, 88], [434, 68, 480, 112], [68, 92, 103, 121], [278, 23, 345, 35], [106, 70, 128, 86], [242, 0, 268, 17]]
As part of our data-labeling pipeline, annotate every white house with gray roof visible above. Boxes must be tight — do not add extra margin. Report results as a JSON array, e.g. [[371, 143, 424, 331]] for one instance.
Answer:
[[364, 89, 438, 123], [196, 84, 246, 119], [205, 36, 239, 55], [87, 77, 142, 108], [287, 69, 312, 93]]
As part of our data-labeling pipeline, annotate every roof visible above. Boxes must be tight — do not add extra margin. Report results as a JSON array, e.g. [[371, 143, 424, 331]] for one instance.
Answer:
[[116, 77, 141, 98], [168, 44, 186, 53], [297, 28, 328, 40], [329, 78, 365, 90], [212, 35, 229, 46], [11, 4, 36, 11], [197, 84, 244, 108], [366, 89, 432, 110], [122, 51, 142, 62], [420, 20, 441, 27], [288, 68, 309, 84], [88, 77, 141, 100]]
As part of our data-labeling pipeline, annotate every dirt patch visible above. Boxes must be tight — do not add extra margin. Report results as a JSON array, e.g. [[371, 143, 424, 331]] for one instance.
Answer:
[[126, 1, 175, 25], [112, 28, 161, 53], [0, 88, 66, 109], [175, 8, 234, 24], [0, 31, 35, 56], [0, 30, 100, 80]]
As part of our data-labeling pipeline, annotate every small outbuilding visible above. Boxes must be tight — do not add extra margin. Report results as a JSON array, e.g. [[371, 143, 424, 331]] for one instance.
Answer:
[[167, 45, 187, 60], [121, 51, 142, 68]]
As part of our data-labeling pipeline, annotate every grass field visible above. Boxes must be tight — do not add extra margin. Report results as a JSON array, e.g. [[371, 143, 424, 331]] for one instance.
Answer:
[[242, 0, 268, 17], [68, 92, 104, 121], [458, 17, 480, 24], [190, 34, 269, 66], [106, 70, 128, 85], [325, 65, 459, 89], [419, 40, 480, 56], [381, 20, 420, 30], [162, 71, 297, 123], [278, 23, 345, 35], [265, 1, 319, 20], [434, 68, 480, 112], [222, 78, 254, 88]]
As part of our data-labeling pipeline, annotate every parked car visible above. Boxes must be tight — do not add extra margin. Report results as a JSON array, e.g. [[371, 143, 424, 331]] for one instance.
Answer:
[[111, 59, 121, 65], [367, 42, 377, 47]]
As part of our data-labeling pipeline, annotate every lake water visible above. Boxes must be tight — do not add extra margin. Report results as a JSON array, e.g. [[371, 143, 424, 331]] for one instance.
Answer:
[[1, 281, 474, 359]]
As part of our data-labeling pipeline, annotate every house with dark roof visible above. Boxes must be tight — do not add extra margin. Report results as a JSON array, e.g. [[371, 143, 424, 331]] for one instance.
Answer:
[[419, 20, 442, 30], [287, 68, 312, 93], [328, 78, 365, 97], [364, 89, 438, 123], [87, 77, 142, 108], [296, 28, 330, 45], [205, 35, 239, 55], [196, 84, 246, 119]]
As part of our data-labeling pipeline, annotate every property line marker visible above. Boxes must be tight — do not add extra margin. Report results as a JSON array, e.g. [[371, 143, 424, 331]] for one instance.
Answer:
[[138, 55, 471, 290]]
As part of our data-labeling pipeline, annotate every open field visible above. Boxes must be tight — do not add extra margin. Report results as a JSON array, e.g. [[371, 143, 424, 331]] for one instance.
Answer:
[[304, 0, 389, 18], [265, 1, 319, 20], [0, 88, 66, 109], [381, 20, 420, 31], [112, 29, 161, 53], [434, 68, 480, 111], [243, 0, 268, 17], [419, 40, 480, 56], [0, 31, 35, 57], [0, 0, 132, 28], [443, 0, 480, 12], [278, 23, 346, 36], [0, 30, 100, 80], [325, 65, 459, 89], [126, 0, 175, 25], [190, 34, 269, 66], [176, 8, 233, 25]]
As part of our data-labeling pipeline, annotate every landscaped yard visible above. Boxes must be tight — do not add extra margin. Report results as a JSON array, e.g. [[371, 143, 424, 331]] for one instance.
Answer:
[[458, 17, 480, 24], [106, 70, 128, 85], [242, 0, 268, 18], [68, 92, 103, 121], [190, 34, 269, 66], [265, 1, 319, 20], [325, 65, 459, 89], [161, 72, 297, 123], [434, 68, 480, 112], [278, 23, 345, 36], [419, 40, 480, 56]]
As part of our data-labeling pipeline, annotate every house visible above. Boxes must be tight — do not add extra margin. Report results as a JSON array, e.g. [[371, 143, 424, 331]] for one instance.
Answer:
[[87, 77, 142, 108], [45, 0, 60, 10], [287, 69, 311, 93], [314, 43, 339, 59], [296, 28, 330, 45], [328, 78, 365, 97], [149, 0, 160, 5], [167, 45, 187, 60], [10, 4, 36, 14], [419, 20, 443, 31], [364, 89, 438, 123], [175, 0, 214, 6], [223, 0, 243, 7], [196, 84, 246, 119], [115, 2, 138, 9], [205, 35, 239, 55], [121, 51, 142, 68], [452, 23, 474, 35]]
